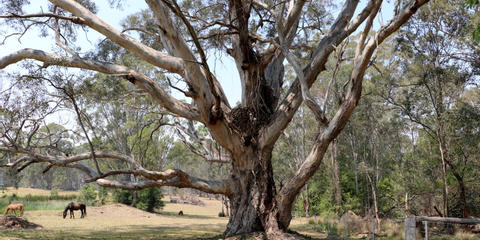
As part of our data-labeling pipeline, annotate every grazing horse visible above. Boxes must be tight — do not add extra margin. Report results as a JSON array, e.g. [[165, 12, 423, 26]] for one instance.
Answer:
[[63, 202, 86, 219], [3, 203, 24, 216]]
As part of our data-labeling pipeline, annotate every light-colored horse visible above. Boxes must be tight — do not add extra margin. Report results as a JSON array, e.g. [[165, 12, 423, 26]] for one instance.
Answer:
[[3, 203, 24, 216]]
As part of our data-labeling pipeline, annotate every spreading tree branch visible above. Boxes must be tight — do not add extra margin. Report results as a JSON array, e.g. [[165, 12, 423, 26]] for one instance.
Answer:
[[49, 0, 185, 74], [0, 48, 201, 121]]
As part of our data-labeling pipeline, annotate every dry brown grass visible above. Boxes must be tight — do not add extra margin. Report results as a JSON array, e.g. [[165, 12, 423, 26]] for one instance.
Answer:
[[1, 187, 78, 197], [0, 193, 329, 239], [0, 196, 229, 239], [8, 189, 475, 239]]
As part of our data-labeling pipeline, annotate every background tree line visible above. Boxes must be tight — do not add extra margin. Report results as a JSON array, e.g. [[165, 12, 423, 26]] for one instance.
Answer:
[[274, 0, 480, 219]]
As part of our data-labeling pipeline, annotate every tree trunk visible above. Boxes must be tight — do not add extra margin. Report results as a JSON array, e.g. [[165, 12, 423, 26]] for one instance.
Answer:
[[349, 134, 359, 194], [405, 192, 409, 214], [221, 196, 226, 216], [301, 183, 310, 218], [226, 198, 230, 217], [366, 173, 380, 227], [131, 174, 138, 207], [437, 136, 449, 217], [225, 173, 264, 236], [331, 140, 342, 206], [438, 137, 450, 218], [222, 148, 300, 239], [438, 133, 469, 218], [224, 149, 278, 237]]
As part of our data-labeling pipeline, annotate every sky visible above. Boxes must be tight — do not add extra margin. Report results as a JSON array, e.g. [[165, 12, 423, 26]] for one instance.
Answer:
[[1, 0, 397, 109], [0, 0, 242, 106]]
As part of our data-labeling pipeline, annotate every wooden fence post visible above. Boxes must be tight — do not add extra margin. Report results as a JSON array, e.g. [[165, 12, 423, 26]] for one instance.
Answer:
[[405, 216, 416, 240], [424, 221, 428, 240], [372, 216, 375, 240]]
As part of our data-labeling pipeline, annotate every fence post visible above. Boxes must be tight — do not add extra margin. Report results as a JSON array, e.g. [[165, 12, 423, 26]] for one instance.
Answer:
[[405, 216, 416, 240], [372, 216, 375, 240], [424, 221, 428, 240]]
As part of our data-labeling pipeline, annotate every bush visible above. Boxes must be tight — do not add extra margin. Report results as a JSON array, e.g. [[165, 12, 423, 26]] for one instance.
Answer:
[[50, 189, 59, 197], [315, 221, 338, 235], [218, 212, 226, 217], [97, 187, 108, 205], [135, 187, 164, 212], [78, 184, 96, 204], [113, 187, 164, 213], [113, 189, 133, 205]]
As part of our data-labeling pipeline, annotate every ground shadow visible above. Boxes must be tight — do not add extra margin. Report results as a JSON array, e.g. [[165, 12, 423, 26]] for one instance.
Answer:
[[159, 211, 220, 220], [0, 224, 333, 240]]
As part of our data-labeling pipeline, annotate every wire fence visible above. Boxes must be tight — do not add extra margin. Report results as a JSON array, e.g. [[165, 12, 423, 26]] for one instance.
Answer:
[[405, 216, 480, 240], [296, 213, 480, 239]]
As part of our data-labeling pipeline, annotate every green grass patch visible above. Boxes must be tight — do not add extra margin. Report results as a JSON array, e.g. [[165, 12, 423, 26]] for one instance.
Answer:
[[0, 193, 77, 211], [0, 199, 71, 211], [0, 226, 226, 240]]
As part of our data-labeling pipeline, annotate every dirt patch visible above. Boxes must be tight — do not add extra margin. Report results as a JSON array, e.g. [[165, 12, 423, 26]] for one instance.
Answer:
[[87, 203, 157, 218], [0, 215, 43, 230], [170, 195, 205, 206]]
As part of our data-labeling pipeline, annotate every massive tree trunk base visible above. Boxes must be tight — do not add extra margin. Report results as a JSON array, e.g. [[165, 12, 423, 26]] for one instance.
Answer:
[[224, 149, 299, 239], [222, 232, 267, 240], [224, 197, 263, 236], [222, 231, 309, 240]]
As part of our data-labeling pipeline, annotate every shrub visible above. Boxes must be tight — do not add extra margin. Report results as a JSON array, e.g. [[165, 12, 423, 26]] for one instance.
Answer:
[[113, 187, 164, 212], [113, 189, 133, 205], [78, 184, 96, 204], [97, 187, 108, 205], [218, 212, 226, 217], [315, 221, 338, 235], [135, 187, 164, 212], [50, 189, 59, 197]]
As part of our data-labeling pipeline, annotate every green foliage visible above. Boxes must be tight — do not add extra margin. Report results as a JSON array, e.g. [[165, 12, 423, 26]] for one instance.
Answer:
[[3, 193, 76, 202], [0, 192, 77, 211], [0, 198, 69, 211], [311, 220, 338, 235], [113, 189, 133, 205], [135, 187, 164, 213], [464, 0, 479, 7], [50, 189, 59, 197], [78, 184, 96, 204], [113, 187, 164, 213], [97, 187, 109, 205], [473, 25, 480, 42]]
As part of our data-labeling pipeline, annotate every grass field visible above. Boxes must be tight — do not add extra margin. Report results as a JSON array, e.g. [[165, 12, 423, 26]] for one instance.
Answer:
[[0, 191, 324, 240], [0, 188, 477, 239], [0, 197, 229, 240], [0, 188, 78, 197]]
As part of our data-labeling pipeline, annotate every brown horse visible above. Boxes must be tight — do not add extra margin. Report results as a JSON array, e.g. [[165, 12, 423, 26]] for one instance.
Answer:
[[63, 202, 86, 219], [3, 203, 24, 216]]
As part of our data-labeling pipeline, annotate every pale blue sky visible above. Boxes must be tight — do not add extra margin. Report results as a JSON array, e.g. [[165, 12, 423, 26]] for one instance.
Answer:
[[1, 1, 396, 107], [0, 1, 242, 105]]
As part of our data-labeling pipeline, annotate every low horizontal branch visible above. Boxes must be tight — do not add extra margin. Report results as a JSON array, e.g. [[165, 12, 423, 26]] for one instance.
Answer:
[[0, 145, 232, 196]]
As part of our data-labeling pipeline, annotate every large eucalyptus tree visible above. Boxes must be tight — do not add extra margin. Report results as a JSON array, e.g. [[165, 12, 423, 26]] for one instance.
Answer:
[[0, 0, 428, 238]]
